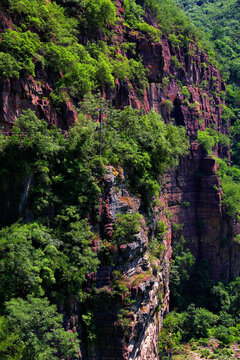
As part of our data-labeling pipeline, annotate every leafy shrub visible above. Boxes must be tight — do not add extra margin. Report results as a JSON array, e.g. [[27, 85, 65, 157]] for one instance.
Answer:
[[216, 158, 240, 220], [0, 52, 21, 79], [162, 76, 170, 87], [197, 128, 218, 153], [0, 223, 61, 305], [149, 238, 165, 259], [81, 310, 97, 343], [181, 201, 190, 208], [137, 22, 161, 41], [0, 316, 25, 359], [122, 0, 161, 40], [8, 0, 78, 43], [171, 55, 182, 69], [0, 296, 79, 359], [231, 114, 240, 158], [149, 221, 167, 258], [113, 212, 143, 244], [113, 54, 147, 88], [210, 283, 231, 313], [169, 33, 181, 46], [222, 179, 240, 219], [145, 0, 196, 38], [197, 127, 230, 154], [188, 101, 200, 111], [170, 236, 195, 309], [156, 220, 167, 240], [218, 134, 230, 147], [183, 304, 218, 340], [172, 223, 184, 233], [0, 29, 41, 76], [123, 0, 145, 26], [197, 130, 216, 153], [80, 0, 117, 31], [159, 312, 183, 357], [221, 105, 235, 124], [60, 219, 100, 297], [210, 326, 234, 345], [181, 86, 191, 100]]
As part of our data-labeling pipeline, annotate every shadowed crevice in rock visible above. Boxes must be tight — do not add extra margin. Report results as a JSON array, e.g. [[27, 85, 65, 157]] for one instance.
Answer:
[[173, 97, 185, 126]]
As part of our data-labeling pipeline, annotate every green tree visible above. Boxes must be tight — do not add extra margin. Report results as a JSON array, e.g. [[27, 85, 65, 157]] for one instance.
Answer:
[[159, 312, 183, 358], [0, 317, 25, 360], [0, 222, 61, 305], [183, 304, 218, 340], [112, 212, 143, 244], [0, 53, 21, 79], [170, 238, 195, 309], [59, 219, 100, 299], [0, 30, 41, 76], [81, 0, 116, 31], [2, 296, 79, 360]]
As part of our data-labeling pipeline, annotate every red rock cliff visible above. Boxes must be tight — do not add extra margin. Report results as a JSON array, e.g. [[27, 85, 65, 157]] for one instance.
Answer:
[[0, 3, 239, 360]]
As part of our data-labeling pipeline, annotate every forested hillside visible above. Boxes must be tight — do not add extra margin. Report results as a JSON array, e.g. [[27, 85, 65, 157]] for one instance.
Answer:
[[176, 0, 240, 165], [0, 0, 240, 359]]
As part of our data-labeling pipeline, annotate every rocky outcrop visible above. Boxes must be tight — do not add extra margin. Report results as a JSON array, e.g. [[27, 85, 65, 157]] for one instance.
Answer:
[[83, 167, 170, 360], [0, 76, 77, 129], [165, 148, 240, 282]]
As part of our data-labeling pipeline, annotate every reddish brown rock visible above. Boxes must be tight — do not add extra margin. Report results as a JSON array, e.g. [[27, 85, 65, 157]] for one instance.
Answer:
[[0, 3, 238, 360]]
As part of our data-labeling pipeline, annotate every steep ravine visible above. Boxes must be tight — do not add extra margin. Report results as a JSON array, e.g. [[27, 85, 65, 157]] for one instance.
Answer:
[[0, 3, 240, 360]]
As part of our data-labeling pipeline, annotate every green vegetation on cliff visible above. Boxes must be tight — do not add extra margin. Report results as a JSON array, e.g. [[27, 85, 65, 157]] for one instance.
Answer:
[[1, 0, 240, 358], [176, 0, 240, 169], [0, 0, 148, 101], [175, 0, 240, 82], [0, 0, 217, 104], [0, 105, 188, 357]]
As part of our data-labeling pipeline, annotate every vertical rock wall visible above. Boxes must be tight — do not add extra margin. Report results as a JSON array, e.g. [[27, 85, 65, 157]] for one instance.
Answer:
[[0, 4, 239, 360], [84, 167, 171, 360]]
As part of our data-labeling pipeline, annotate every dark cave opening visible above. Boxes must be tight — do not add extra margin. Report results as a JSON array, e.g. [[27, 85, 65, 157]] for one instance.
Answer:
[[173, 97, 185, 126]]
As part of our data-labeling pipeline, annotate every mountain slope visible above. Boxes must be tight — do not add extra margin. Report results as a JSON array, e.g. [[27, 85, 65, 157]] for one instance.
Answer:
[[0, 1, 240, 359]]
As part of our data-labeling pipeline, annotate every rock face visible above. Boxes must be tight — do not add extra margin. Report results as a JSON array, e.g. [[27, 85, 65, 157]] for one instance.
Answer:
[[166, 147, 240, 282], [0, 76, 77, 129], [82, 12, 237, 358], [86, 166, 171, 360], [0, 3, 239, 360]]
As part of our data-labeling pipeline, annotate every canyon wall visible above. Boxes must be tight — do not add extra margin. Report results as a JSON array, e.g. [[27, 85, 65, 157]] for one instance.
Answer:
[[0, 3, 240, 360]]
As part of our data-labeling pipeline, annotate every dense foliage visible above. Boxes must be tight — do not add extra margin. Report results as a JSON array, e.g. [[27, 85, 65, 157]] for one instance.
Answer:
[[175, 0, 240, 82], [0, 0, 217, 105], [216, 158, 240, 220], [162, 219, 240, 357], [0, 297, 80, 360], [0, 105, 188, 356], [1, 0, 240, 358], [0, 0, 149, 102], [0, 105, 188, 223], [197, 127, 230, 154], [176, 0, 240, 171], [196, 127, 240, 220], [160, 273, 240, 358]]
